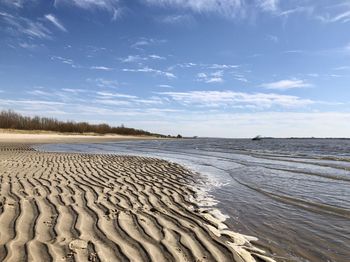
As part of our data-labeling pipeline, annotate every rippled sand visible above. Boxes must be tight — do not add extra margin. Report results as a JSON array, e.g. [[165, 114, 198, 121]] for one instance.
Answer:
[[0, 145, 273, 262]]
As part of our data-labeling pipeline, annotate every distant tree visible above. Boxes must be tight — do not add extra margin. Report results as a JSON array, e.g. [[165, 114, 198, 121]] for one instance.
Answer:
[[176, 134, 182, 138], [0, 110, 165, 137]]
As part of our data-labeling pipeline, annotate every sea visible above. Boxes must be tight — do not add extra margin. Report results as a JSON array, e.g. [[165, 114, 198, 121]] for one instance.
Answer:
[[37, 138, 350, 262]]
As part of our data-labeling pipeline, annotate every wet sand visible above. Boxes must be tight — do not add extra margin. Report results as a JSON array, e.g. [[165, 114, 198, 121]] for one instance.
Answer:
[[0, 143, 274, 262]]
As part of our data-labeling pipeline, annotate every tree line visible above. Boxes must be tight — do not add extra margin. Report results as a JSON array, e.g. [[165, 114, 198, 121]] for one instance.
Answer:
[[0, 110, 166, 137]]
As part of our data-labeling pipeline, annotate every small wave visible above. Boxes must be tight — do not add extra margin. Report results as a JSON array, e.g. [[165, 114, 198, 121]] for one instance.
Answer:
[[232, 177, 350, 219]]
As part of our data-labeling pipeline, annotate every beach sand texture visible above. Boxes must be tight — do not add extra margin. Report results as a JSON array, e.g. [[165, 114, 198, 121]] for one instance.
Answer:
[[0, 145, 273, 262]]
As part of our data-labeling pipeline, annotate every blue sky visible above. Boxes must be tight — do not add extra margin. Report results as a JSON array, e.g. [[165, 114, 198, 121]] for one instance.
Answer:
[[1, 0, 350, 137]]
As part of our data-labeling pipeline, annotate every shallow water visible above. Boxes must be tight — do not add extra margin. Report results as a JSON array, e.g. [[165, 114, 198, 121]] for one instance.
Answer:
[[38, 138, 350, 262]]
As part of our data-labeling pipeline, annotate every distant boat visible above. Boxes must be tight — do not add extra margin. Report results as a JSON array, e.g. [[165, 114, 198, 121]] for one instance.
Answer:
[[252, 135, 262, 141]]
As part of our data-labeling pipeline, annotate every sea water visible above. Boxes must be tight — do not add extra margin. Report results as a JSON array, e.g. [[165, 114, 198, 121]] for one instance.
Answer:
[[38, 138, 350, 262]]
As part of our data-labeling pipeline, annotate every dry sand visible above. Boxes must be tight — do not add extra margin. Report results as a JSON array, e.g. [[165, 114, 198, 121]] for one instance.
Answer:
[[0, 131, 160, 144], [0, 143, 274, 262]]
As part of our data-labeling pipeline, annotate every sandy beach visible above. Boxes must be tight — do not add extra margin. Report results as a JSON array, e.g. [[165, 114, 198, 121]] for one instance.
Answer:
[[0, 130, 161, 144], [0, 137, 273, 261]]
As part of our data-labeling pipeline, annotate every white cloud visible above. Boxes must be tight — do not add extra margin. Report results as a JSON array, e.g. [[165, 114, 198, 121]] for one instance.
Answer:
[[88, 78, 119, 88], [51, 56, 78, 68], [94, 99, 132, 106], [96, 91, 137, 99], [61, 88, 87, 93], [44, 14, 67, 32], [94, 92, 164, 107], [148, 54, 166, 60], [27, 89, 52, 96], [121, 55, 146, 63], [90, 66, 114, 71], [258, 0, 278, 12], [123, 67, 176, 78], [131, 37, 167, 49], [158, 84, 173, 88], [143, 0, 283, 18], [120, 54, 166, 63], [54, 0, 124, 20], [277, 6, 313, 18], [208, 64, 239, 69], [144, 0, 244, 17], [159, 90, 315, 109], [334, 66, 350, 71], [317, 10, 350, 24], [197, 71, 224, 83], [159, 14, 194, 24], [1, 0, 25, 8], [18, 42, 38, 49], [0, 99, 65, 106], [260, 79, 312, 90], [233, 74, 248, 82], [0, 12, 51, 39], [55, 0, 117, 11]]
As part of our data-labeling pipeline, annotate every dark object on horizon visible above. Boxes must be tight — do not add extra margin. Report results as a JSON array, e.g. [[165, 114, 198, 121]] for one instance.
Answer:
[[177, 134, 182, 139], [0, 109, 165, 137], [252, 135, 262, 141]]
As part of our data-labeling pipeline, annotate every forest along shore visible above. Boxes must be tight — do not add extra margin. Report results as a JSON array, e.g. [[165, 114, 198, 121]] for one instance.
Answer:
[[0, 144, 274, 262]]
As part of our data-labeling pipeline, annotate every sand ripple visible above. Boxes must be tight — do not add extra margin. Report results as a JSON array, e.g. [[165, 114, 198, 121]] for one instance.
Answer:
[[0, 146, 273, 261]]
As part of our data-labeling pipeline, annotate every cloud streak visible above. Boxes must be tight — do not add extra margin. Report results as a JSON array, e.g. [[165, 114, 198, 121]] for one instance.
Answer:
[[159, 90, 315, 109], [259, 79, 312, 90], [123, 67, 176, 78], [45, 14, 67, 32], [0, 12, 51, 39], [197, 71, 224, 83]]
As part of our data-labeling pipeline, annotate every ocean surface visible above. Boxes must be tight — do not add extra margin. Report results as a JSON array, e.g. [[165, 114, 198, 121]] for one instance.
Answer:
[[38, 138, 350, 262]]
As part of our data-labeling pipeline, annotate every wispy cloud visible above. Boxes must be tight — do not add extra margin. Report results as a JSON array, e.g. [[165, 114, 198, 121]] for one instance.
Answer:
[[51, 56, 78, 68], [61, 88, 87, 94], [54, 0, 122, 20], [87, 78, 119, 89], [260, 79, 312, 90], [123, 67, 176, 78], [232, 73, 248, 82], [44, 14, 67, 32], [97, 91, 137, 99], [90, 66, 114, 71], [266, 34, 279, 43], [208, 64, 239, 69], [1, 0, 25, 8], [333, 66, 350, 71], [143, 0, 285, 18], [171, 63, 239, 71], [120, 54, 165, 63], [131, 37, 167, 50], [317, 9, 350, 24], [158, 84, 173, 88], [27, 89, 52, 96], [144, 0, 244, 18], [95, 91, 164, 106], [158, 14, 194, 24], [0, 12, 51, 39], [159, 90, 315, 109], [197, 71, 224, 83], [258, 0, 279, 12], [0, 98, 65, 106], [18, 42, 38, 49]]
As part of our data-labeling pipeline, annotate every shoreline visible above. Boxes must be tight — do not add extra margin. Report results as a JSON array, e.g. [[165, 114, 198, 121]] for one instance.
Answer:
[[0, 130, 165, 144], [0, 142, 274, 261]]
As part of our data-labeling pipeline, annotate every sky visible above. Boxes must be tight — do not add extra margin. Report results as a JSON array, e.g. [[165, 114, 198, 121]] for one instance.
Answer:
[[1, 0, 350, 138]]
